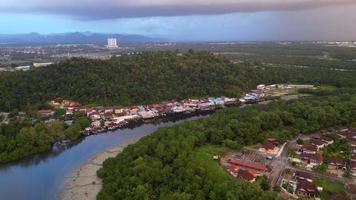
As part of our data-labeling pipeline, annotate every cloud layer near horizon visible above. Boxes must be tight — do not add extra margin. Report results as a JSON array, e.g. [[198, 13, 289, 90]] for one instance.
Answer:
[[0, 0, 355, 19]]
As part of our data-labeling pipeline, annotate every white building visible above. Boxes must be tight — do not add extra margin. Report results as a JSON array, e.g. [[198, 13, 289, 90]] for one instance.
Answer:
[[33, 62, 53, 68], [107, 38, 119, 49], [14, 66, 31, 71]]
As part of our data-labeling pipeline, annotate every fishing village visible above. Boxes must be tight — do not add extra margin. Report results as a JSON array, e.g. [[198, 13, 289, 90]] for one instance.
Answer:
[[29, 83, 314, 136], [0, 84, 315, 138]]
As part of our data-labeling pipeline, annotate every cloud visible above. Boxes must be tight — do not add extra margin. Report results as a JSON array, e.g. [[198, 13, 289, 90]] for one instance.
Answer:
[[0, 0, 355, 19]]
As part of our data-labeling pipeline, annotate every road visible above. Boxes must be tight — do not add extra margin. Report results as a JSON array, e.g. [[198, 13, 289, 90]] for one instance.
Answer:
[[244, 136, 356, 197]]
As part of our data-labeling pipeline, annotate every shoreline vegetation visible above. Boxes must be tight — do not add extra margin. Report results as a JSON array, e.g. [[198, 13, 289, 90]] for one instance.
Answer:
[[0, 51, 356, 199], [58, 84, 314, 199], [96, 94, 356, 199], [1, 51, 356, 165], [60, 138, 139, 200]]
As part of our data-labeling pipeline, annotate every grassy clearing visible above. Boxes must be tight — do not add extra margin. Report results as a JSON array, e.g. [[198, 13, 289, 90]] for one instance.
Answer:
[[192, 145, 232, 181], [314, 177, 346, 200]]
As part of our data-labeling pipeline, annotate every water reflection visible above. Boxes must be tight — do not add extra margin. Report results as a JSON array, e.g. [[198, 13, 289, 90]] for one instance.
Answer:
[[0, 113, 210, 200]]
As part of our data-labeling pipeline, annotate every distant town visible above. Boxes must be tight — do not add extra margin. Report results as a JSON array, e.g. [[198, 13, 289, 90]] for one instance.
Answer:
[[1, 39, 356, 72]]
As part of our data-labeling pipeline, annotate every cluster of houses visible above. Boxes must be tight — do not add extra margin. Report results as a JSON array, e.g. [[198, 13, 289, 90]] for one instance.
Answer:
[[282, 170, 350, 200], [290, 128, 356, 177], [292, 134, 334, 170], [40, 97, 238, 134], [337, 128, 356, 177], [227, 158, 268, 183], [239, 84, 315, 104], [282, 171, 321, 198], [239, 84, 270, 103]]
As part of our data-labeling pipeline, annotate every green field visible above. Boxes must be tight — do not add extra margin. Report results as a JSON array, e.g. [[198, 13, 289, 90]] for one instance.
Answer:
[[191, 145, 231, 181], [314, 177, 346, 200]]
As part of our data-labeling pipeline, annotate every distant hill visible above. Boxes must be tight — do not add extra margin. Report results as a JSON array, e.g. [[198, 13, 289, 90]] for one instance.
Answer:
[[0, 32, 155, 45]]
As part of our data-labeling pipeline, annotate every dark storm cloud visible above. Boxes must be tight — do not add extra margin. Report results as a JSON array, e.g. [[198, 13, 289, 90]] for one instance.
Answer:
[[0, 0, 356, 19]]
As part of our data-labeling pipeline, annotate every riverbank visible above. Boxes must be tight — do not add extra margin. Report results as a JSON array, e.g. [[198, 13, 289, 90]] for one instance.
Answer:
[[60, 138, 139, 200]]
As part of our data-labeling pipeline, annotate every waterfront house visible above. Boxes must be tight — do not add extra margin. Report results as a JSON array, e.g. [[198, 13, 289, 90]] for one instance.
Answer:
[[138, 110, 157, 119], [222, 97, 237, 105], [89, 114, 101, 121], [257, 84, 266, 90], [91, 121, 101, 128]]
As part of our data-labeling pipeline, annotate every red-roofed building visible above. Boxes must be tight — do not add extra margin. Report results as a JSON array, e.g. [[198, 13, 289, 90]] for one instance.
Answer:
[[296, 179, 317, 197], [300, 144, 318, 154], [228, 165, 239, 177], [327, 157, 345, 170], [337, 129, 349, 138], [321, 136, 334, 145], [259, 142, 279, 154], [63, 100, 82, 108], [228, 159, 268, 172], [300, 153, 323, 167], [294, 171, 313, 182], [38, 109, 55, 117], [311, 138, 326, 149], [267, 138, 279, 146], [237, 169, 256, 183]]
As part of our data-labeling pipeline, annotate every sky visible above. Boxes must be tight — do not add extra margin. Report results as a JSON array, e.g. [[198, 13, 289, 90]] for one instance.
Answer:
[[0, 0, 355, 41]]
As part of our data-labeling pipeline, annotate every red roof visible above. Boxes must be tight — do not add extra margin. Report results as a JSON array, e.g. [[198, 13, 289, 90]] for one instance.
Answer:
[[301, 153, 323, 163], [228, 165, 238, 173], [237, 169, 256, 181], [38, 109, 54, 114], [327, 157, 344, 166], [261, 142, 276, 150], [302, 144, 318, 152], [311, 138, 326, 146], [297, 179, 317, 195], [63, 100, 82, 107], [294, 171, 313, 180], [228, 159, 267, 172], [350, 161, 356, 170]]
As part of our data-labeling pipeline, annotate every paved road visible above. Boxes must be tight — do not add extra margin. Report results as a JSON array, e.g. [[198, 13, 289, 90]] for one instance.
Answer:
[[244, 141, 292, 187]]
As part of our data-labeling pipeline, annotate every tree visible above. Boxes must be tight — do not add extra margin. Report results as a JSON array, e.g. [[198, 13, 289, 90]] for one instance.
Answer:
[[259, 175, 270, 191]]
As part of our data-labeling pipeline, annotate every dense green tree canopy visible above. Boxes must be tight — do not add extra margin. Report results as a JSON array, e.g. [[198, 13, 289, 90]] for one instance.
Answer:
[[1, 51, 356, 112], [97, 95, 356, 200]]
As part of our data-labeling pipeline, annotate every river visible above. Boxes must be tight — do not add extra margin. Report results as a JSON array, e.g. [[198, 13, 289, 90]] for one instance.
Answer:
[[0, 114, 208, 200]]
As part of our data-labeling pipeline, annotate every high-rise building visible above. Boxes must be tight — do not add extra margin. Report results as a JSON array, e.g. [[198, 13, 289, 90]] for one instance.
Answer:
[[107, 38, 118, 48]]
